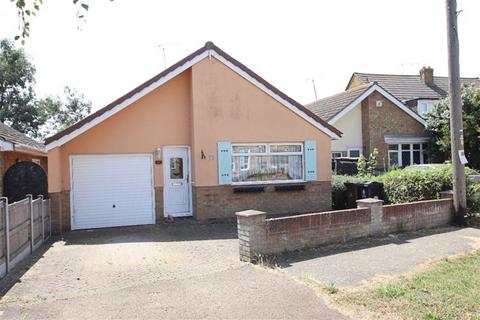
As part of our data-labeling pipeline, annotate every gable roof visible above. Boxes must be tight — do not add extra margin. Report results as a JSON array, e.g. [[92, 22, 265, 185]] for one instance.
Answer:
[[45, 42, 341, 149], [349, 72, 480, 102], [305, 83, 426, 126], [305, 83, 374, 121], [0, 122, 46, 154]]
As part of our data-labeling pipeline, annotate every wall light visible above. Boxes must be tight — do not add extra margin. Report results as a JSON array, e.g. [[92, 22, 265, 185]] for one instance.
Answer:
[[156, 147, 162, 160]]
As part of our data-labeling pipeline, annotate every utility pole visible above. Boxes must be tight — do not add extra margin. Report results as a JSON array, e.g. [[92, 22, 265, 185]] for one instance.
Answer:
[[446, 0, 467, 224]]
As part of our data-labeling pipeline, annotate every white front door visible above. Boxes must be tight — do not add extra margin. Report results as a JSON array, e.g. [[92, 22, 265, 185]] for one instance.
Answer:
[[163, 147, 192, 217]]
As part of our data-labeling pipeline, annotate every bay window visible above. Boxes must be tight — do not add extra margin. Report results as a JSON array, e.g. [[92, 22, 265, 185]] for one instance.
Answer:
[[232, 143, 304, 183]]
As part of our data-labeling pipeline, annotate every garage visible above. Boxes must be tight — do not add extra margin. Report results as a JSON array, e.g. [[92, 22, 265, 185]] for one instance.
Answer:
[[70, 154, 155, 230]]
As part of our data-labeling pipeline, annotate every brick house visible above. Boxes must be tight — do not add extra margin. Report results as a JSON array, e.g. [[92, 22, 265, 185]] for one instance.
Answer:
[[0, 122, 47, 195], [45, 42, 342, 233], [306, 67, 480, 169]]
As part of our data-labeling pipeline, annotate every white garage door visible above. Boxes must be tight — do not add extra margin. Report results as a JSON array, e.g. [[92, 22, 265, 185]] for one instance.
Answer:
[[71, 154, 155, 230]]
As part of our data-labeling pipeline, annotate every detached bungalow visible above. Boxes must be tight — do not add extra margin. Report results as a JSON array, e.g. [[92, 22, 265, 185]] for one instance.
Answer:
[[46, 42, 341, 233]]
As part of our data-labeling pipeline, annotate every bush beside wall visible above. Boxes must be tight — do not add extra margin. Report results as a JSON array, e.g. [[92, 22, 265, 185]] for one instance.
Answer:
[[332, 165, 480, 213]]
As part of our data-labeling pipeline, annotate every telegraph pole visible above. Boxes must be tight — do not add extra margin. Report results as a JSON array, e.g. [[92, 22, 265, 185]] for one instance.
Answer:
[[446, 0, 467, 224]]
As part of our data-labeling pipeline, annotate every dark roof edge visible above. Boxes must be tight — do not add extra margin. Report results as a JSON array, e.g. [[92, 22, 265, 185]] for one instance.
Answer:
[[46, 41, 341, 145]]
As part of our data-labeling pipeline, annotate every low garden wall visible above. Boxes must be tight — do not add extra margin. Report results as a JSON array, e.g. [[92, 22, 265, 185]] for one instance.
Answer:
[[236, 196, 453, 262]]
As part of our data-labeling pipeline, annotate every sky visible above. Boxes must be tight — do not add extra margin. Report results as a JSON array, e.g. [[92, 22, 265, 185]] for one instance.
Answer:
[[1, 0, 479, 112]]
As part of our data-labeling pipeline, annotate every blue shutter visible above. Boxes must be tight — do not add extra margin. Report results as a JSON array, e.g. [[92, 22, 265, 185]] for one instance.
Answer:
[[217, 141, 232, 185], [305, 140, 317, 181]]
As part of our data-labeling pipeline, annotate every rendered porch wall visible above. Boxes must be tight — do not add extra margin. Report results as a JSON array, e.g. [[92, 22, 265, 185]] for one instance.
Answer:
[[236, 197, 454, 262]]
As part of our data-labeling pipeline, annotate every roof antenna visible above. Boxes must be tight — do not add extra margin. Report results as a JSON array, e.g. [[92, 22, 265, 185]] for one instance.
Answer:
[[156, 43, 179, 70], [307, 78, 318, 100]]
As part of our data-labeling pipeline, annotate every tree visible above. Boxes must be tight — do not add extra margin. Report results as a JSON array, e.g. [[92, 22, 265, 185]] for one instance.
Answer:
[[357, 155, 368, 176], [0, 38, 91, 139], [425, 85, 480, 169], [38, 87, 91, 139], [0, 38, 40, 137], [367, 148, 379, 175], [10, 0, 111, 43], [357, 148, 379, 176]]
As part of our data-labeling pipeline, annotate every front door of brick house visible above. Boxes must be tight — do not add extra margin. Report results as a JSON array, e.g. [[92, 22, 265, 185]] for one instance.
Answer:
[[163, 146, 192, 217]]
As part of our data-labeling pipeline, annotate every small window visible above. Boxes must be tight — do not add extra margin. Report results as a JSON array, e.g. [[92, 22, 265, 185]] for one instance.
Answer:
[[332, 152, 343, 159], [170, 158, 184, 179], [417, 101, 435, 117], [347, 148, 361, 158]]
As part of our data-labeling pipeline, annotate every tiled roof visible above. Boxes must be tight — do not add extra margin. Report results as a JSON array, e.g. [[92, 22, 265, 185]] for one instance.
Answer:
[[45, 41, 341, 145], [0, 122, 46, 153], [351, 72, 480, 102], [305, 83, 374, 121]]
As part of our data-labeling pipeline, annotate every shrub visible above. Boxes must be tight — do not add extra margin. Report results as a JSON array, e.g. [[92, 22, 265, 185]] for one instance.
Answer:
[[374, 167, 448, 204], [373, 165, 480, 213]]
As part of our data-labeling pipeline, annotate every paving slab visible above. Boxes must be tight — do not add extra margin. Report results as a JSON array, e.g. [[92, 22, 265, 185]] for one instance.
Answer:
[[277, 227, 480, 287]]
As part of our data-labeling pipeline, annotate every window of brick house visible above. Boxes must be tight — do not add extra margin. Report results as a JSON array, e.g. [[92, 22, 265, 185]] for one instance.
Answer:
[[232, 143, 303, 183], [388, 143, 427, 168], [347, 148, 362, 158]]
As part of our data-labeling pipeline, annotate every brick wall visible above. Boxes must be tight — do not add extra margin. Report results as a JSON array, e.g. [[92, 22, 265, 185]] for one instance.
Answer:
[[382, 199, 453, 234], [155, 186, 163, 222], [50, 191, 70, 234], [264, 208, 370, 255], [194, 181, 332, 220], [361, 92, 425, 167], [236, 197, 454, 262], [50, 181, 330, 234]]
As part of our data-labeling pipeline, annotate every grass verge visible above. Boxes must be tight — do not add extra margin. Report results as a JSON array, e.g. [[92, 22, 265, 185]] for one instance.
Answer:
[[335, 250, 480, 320]]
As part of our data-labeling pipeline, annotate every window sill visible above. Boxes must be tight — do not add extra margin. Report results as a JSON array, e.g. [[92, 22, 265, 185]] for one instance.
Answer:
[[231, 180, 305, 186]]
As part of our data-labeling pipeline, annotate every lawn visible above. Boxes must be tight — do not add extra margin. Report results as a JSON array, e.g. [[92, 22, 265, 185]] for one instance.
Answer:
[[335, 249, 480, 320]]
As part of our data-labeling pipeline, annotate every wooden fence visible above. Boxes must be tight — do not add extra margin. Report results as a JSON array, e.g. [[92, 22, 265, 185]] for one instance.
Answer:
[[0, 195, 51, 277]]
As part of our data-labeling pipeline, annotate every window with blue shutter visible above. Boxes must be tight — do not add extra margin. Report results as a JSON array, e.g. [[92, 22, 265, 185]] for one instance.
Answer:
[[217, 141, 232, 185], [304, 140, 317, 181]]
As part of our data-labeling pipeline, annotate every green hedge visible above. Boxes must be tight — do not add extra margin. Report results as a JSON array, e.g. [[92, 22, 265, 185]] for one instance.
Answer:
[[373, 166, 453, 204], [332, 165, 480, 213]]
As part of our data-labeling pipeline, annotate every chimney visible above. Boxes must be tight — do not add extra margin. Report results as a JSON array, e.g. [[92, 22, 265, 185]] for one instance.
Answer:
[[419, 66, 434, 85]]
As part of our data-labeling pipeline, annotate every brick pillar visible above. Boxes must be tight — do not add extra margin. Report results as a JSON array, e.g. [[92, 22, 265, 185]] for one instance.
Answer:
[[357, 198, 384, 236], [235, 210, 267, 263]]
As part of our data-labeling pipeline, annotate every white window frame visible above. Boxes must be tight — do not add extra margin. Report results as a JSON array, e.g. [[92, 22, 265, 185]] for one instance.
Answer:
[[388, 143, 427, 168], [417, 100, 436, 117], [332, 152, 343, 159], [231, 142, 305, 185], [347, 148, 362, 158]]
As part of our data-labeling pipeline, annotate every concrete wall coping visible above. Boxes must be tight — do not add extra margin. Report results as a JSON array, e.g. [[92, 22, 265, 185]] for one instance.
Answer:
[[235, 210, 266, 217], [356, 198, 383, 204]]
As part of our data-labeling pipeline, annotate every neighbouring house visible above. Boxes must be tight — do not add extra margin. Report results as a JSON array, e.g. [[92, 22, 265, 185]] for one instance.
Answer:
[[0, 123, 47, 195], [306, 67, 480, 169], [45, 41, 342, 233]]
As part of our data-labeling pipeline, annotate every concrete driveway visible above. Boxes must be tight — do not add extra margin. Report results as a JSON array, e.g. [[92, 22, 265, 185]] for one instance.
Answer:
[[0, 222, 346, 320]]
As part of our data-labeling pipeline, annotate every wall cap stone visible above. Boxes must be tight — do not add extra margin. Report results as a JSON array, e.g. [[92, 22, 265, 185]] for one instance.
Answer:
[[236, 210, 266, 217], [356, 198, 384, 204]]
